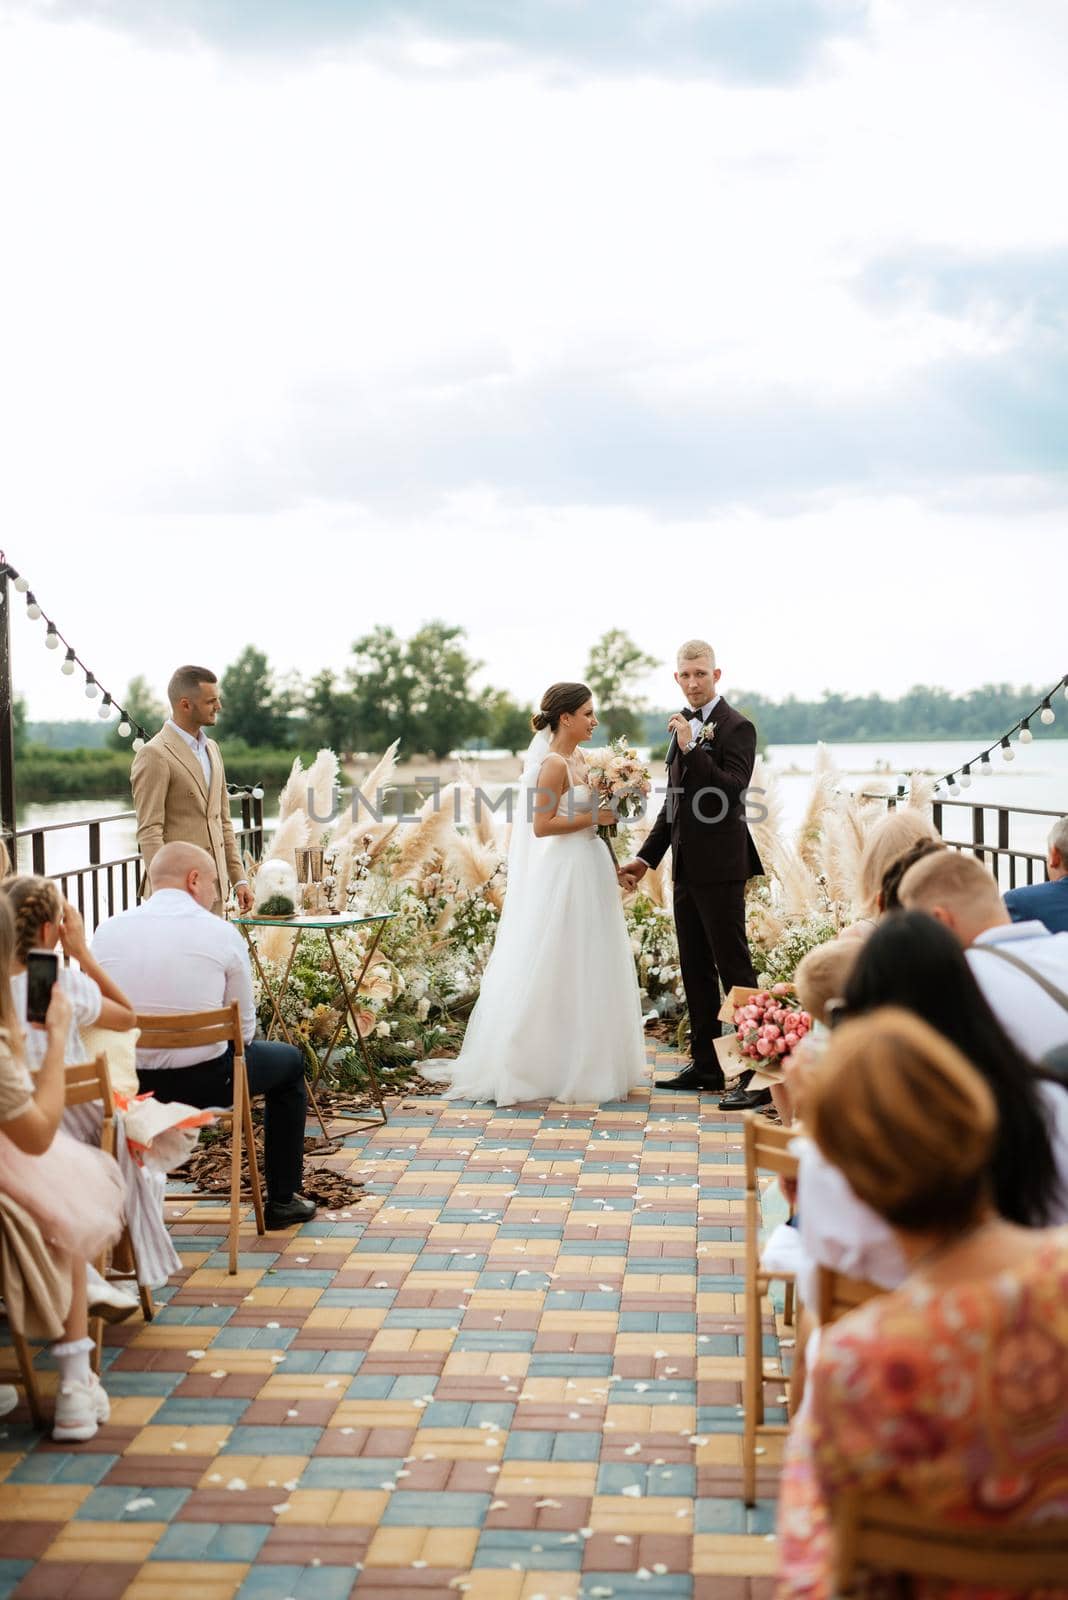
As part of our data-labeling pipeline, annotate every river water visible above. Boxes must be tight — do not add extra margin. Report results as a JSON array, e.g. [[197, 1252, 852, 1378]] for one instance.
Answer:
[[16, 738, 1068, 881]]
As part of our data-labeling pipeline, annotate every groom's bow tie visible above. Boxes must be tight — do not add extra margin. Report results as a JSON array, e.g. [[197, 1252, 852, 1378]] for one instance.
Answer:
[[682, 706, 704, 722]]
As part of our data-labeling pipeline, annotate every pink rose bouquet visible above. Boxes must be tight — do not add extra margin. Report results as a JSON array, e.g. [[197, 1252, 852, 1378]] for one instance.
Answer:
[[583, 737, 652, 859], [732, 983, 812, 1067]]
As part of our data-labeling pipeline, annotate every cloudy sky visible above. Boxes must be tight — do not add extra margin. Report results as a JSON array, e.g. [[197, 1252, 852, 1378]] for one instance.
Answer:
[[2, 0, 1066, 721]]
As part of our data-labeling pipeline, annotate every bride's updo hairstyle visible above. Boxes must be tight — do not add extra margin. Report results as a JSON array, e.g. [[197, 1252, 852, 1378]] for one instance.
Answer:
[[531, 683, 592, 733]]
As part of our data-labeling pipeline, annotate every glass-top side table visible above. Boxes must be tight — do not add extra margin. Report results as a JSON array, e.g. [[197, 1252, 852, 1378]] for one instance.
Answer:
[[234, 910, 396, 1136]]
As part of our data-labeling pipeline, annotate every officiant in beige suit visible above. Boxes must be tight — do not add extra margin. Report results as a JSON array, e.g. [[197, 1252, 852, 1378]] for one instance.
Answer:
[[131, 665, 254, 917]]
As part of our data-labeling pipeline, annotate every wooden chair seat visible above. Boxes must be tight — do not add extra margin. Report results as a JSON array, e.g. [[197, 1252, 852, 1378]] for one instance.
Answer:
[[134, 1003, 265, 1273], [742, 1111, 799, 1507]]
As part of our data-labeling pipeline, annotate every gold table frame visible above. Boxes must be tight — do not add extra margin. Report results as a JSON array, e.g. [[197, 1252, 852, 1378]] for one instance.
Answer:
[[235, 911, 395, 1139]]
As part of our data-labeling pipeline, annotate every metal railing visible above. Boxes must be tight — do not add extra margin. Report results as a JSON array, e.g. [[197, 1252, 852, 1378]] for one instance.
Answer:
[[8, 794, 265, 932], [878, 792, 1057, 891]]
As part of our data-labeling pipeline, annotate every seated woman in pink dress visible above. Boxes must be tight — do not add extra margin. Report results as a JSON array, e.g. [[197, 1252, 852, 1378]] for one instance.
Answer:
[[776, 1007, 1068, 1600], [0, 896, 124, 1441]]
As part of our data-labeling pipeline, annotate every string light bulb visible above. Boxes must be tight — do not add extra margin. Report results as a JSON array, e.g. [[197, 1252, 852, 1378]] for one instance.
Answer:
[[1000, 736, 1014, 762], [1019, 720, 1033, 744], [12, 572, 28, 593], [98, 693, 113, 720], [948, 777, 961, 796], [84, 672, 98, 699], [45, 622, 59, 649], [959, 765, 972, 788], [61, 647, 76, 675], [980, 752, 993, 775], [25, 593, 41, 620], [131, 734, 145, 752], [1040, 699, 1056, 725], [117, 719, 131, 738]]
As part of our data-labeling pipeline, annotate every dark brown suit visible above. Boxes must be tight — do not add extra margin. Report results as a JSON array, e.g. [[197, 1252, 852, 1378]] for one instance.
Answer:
[[638, 698, 763, 1075]]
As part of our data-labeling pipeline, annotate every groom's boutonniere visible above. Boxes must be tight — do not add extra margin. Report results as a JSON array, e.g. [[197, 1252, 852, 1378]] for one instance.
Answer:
[[699, 719, 716, 745]]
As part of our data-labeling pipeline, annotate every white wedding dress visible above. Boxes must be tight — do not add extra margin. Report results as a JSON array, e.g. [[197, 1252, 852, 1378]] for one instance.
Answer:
[[423, 731, 648, 1105]]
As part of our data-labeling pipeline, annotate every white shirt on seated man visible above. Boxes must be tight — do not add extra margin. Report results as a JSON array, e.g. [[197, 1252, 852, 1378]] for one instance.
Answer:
[[91, 841, 316, 1229], [899, 847, 1068, 1061]]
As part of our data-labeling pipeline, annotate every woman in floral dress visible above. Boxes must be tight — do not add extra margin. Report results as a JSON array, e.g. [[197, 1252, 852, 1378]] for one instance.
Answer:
[[776, 1006, 1068, 1600]]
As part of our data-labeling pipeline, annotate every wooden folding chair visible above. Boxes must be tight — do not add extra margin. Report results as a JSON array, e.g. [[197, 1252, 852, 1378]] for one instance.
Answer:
[[816, 1265, 883, 1328], [65, 1052, 155, 1367], [742, 1110, 799, 1507], [833, 1488, 1068, 1596], [135, 1003, 265, 1274], [0, 1213, 47, 1430]]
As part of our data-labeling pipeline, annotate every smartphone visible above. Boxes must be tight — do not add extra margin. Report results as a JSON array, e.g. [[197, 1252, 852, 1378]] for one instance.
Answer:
[[25, 948, 59, 1025]]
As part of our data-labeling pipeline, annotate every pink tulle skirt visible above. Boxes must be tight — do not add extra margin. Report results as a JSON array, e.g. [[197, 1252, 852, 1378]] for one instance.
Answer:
[[0, 1127, 125, 1260]]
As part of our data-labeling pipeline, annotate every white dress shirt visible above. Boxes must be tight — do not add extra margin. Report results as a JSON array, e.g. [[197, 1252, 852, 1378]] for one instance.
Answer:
[[967, 920, 1068, 1060], [91, 889, 256, 1069], [166, 717, 212, 786], [684, 694, 721, 750]]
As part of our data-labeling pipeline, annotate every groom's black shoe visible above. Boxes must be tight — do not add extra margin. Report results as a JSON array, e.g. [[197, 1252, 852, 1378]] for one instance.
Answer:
[[717, 1078, 774, 1111], [656, 1063, 726, 1092]]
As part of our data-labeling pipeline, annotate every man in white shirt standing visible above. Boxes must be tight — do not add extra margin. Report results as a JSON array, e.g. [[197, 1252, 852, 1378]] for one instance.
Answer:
[[131, 664, 254, 917], [92, 843, 315, 1229], [899, 849, 1068, 1061]]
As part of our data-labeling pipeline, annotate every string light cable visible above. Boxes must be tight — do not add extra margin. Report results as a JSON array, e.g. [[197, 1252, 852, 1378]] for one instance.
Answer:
[[3, 553, 149, 749], [929, 673, 1068, 798]]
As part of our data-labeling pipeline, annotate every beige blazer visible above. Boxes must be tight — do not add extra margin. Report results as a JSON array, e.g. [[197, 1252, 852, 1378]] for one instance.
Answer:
[[131, 725, 244, 912]]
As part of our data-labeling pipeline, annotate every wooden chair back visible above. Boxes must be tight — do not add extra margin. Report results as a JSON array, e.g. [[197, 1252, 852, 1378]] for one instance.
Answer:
[[134, 1002, 264, 1273], [741, 1111, 799, 1508], [817, 1265, 883, 1327], [743, 1112, 798, 1188], [834, 1490, 1068, 1594]]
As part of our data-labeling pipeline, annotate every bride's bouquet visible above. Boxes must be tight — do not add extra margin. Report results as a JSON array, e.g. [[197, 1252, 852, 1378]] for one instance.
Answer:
[[583, 737, 652, 860], [732, 984, 812, 1066]]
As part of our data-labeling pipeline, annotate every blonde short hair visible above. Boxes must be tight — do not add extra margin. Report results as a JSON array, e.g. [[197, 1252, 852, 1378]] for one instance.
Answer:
[[794, 938, 861, 1024], [898, 849, 1003, 917], [806, 1007, 996, 1231], [857, 809, 939, 918], [677, 639, 716, 668]]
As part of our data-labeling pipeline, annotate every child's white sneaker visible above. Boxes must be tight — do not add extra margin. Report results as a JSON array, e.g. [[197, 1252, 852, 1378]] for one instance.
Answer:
[[52, 1372, 110, 1442]]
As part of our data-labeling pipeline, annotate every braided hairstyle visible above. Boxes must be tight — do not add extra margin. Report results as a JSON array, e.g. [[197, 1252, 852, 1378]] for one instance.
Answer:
[[3, 875, 64, 965]]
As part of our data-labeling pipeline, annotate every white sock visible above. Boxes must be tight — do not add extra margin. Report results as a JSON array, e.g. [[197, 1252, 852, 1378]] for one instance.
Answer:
[[52, 1337, 94, 1389]]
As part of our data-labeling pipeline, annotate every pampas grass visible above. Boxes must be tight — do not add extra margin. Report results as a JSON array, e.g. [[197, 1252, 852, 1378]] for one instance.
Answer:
[[448, 833, 501, 894], [304, 749, 340, 846], [265, 810, 310, 869], [278, 756, 307, 824], [390, 787, 458, 880], [795, 743, 839, 870]]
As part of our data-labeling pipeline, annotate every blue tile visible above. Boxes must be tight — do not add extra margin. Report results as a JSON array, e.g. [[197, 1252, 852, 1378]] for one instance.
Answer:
[[0, 1561, 32, 1600], [695, 1497, 746, 1533], [473, 1530, 583, 1571], [8, 1452, 117, 1485], [550, 1432, 601, 1462], [583, 1574, 692, 1598], [155, 1398, 251, 1425], [77, 1486, 191, 1521], [237, 1567, 354, 1600], [383, 1310, 463, 1329], [97, 1371, 184, 1399], [383, 1491, 490, 1527], [300, 1458, 404, 1490], [223, 1427, 323, 1455], [504, 1431, 554, 1461], [151, 1522, 271, 1561]]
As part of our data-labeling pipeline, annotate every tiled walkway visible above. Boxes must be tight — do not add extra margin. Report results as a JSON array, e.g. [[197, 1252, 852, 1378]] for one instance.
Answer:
[[0, 1042, 787, 1600]]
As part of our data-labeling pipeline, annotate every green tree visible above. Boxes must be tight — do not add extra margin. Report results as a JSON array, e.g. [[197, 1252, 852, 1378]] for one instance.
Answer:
[[303, 669, 358, 753], [219, 646, 293, 747], [348, 622, 488, 759], [482, 689, 534, 756], [13, 694, 27, 757], [584, 628, 659, 741], [108, 674, 165, 748]]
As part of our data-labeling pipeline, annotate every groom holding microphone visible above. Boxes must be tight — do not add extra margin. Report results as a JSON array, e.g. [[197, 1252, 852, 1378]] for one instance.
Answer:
[[619, 640, 767, 1110]]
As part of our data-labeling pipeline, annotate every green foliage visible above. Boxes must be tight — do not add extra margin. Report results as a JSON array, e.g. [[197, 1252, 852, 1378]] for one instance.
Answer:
[[585, 629, 659, 741], [734, 683, 1065, 743], [303, 669, 358, 753], [220, 646, 296, 747], [15, 743, 325, 803], [480, 689, 534, 755], [12, 695, 27, 758], [107, 675, 165, 750], [348, 622, 489, 759]]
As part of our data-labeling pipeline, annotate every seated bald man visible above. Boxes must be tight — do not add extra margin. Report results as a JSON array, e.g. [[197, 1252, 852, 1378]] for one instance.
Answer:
[[898, 849, 1068, 1065], [92, 843, 315, 1229]]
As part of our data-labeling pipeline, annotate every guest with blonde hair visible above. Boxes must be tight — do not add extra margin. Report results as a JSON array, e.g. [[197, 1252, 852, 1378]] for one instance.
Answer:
[[776, 1008, 1068, 1600], [0, 896, 124, 1439], [842, 807, 941, 940], [4, 875, 181, 1295]]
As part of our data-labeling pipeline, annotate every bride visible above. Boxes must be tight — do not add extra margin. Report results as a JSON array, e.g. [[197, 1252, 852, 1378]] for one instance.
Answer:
[[424, 682, 649, 1105]]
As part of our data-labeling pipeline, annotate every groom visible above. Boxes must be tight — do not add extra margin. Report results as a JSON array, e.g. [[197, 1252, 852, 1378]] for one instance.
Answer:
[[620, 640, 765, 1109]]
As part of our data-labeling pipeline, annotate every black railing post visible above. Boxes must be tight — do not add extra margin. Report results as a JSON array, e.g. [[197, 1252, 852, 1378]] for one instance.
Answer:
[[0, 556, 17, 854], [972, 805, 986, 865]]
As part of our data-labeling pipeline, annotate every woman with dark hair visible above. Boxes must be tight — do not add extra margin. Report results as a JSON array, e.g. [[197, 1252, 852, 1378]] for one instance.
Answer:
[[793, 911, 1067, 1321], [421, 683, 648, 1104]]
